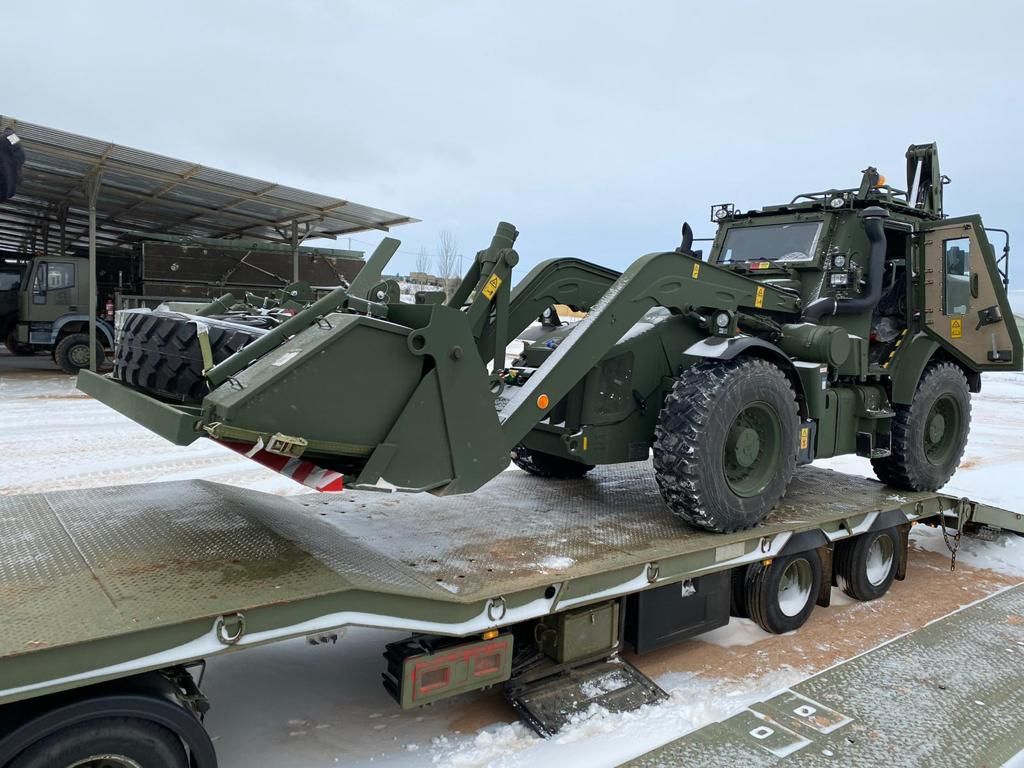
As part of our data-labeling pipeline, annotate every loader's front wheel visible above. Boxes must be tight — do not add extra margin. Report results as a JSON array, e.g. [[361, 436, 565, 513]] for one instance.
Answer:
[[510, 445, 594, 479], [654, 358, 799, 532], [871, 361, 971, 491]]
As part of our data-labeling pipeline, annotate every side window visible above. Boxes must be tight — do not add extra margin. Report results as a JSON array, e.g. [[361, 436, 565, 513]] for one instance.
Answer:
[[47, 262, 75, 290], [943, 237, 971, 315], [32, 261, 48, 304]]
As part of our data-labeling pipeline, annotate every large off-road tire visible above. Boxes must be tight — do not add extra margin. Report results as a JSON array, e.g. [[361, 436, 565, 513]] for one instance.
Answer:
[[653, 357, 800, 532], [54, 333, 107, 374], [9, 717, 187, 768], [510, 445, 594, 478], [871, 361, 971, 491], [835, 526, 900, 602], [5, 328, 33, 355], [744, 549, 822, 634], [114, 311, 265, 404]]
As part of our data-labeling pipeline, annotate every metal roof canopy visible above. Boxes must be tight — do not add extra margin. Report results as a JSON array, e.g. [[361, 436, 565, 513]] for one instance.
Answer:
[[0, 115, 416, 371], [0, 116, 416, 254]]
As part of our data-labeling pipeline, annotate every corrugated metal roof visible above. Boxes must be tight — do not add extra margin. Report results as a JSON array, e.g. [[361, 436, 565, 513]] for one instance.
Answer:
[[0, 116, 417, 255]]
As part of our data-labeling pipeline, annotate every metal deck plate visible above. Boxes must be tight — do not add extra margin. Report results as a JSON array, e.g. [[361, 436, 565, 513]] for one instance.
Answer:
[[623, 584, 1024, 767], [1, 464, 936, 664]]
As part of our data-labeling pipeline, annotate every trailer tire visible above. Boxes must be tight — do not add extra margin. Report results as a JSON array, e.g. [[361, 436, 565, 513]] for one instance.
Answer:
[[8, 717, 187, 768], [835, 527, 899, 601], [872, 361, 971, 491], [744, 550, 821, 634], [654, 357, 799, 532], [54, 333, 107, 375], [510, 445, 594, 478], [114, 311, 265, 403]]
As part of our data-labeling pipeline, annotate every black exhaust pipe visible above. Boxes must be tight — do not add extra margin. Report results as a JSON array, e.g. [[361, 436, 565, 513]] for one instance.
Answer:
[[802, 206, 890, 323]]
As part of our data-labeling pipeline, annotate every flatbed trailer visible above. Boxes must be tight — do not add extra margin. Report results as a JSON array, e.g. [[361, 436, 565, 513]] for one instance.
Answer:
[[1, 464, 1022, 767]]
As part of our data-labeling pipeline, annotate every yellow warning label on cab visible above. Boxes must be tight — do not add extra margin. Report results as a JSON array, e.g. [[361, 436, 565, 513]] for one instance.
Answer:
[[482, 274, 503, 300], [754, 286, 765, 308], [800, 427, 809, 450], [691, 263, 700, 279], [950, 316, 963, 339]]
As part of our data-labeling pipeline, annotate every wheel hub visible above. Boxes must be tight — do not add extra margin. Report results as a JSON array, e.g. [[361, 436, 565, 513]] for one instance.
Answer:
[[67, 756, 143, 768], [927, 412, 946, 444], [865, 534, 895, 586], [777, 558, 813, 617], [723, 402, 781, 498], [923, 394, 961, 466], [732, 427, 760, 467], [68, 344, 91, 368]]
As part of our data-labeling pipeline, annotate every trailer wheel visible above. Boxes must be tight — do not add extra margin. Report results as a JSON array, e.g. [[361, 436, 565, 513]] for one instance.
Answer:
[[744, 550, 822, 634], [835, 527, 899, 601], [510, 445, 594, 478], [8, 717, 187, 768], [114, 311, 265, 403], [54, 334, 107, 375], [654, 358, 799, 532], [871, 361, 971, 491]]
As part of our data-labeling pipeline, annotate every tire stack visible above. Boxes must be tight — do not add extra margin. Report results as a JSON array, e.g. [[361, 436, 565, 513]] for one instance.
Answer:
[[114, 311, 266, 403]]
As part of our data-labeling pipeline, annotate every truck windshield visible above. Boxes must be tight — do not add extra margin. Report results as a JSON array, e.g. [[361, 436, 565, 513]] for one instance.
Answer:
[[718, 221, 822, 264]]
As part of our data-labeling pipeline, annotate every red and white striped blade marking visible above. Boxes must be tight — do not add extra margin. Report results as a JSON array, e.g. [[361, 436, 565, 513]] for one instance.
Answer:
[[219, 440, 344, 492]]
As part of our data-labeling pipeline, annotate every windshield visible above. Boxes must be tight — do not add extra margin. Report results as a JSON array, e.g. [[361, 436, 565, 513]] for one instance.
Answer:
[[718, 221, 822, 264]]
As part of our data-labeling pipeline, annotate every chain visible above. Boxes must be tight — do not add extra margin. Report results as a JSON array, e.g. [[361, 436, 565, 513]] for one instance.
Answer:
[[939, 498, 971, 571]]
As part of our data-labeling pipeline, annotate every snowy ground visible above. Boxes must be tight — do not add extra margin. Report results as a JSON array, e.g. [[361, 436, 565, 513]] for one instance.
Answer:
[[1, 350, 1023, 767]]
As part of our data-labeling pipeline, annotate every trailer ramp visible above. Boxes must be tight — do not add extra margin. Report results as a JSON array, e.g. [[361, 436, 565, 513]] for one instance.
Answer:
[[624, 584, 1024, 767]]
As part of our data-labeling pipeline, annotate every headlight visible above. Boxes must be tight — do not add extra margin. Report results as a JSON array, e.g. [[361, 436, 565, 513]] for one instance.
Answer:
[[715, 312, 730, 328], [830, 273, 849, 286], [833, 254, 847, 268]]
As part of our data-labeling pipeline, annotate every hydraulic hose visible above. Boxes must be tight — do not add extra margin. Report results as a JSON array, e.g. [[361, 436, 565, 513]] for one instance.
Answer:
[[802, 206, 889, 322]]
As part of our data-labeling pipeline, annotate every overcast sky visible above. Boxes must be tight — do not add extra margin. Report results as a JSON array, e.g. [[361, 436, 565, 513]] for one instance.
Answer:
[[5, 0, 1023, 281]]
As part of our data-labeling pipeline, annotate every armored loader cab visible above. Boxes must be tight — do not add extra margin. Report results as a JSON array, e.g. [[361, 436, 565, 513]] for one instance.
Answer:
[[81, 143, 1021, 533]]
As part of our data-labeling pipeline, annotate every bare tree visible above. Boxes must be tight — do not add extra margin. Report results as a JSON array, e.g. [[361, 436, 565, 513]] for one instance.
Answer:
[[414, 246, 431, 277], [435, 230, 460, 299]]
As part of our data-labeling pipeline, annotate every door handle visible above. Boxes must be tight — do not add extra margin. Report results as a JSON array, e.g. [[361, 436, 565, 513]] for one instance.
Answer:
[[68, 305, 78, 311], [970, 272, 979, 298]]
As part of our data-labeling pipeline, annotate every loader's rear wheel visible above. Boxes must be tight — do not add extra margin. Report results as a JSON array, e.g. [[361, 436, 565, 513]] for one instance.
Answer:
[[654, 358, 799, 532], [510, 445, 594, 478], [871, 361, 971, 491], [114, 311, 265, 404]]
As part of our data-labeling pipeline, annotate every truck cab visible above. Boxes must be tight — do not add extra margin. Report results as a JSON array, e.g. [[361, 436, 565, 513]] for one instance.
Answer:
[[11, 255, 113, 372]]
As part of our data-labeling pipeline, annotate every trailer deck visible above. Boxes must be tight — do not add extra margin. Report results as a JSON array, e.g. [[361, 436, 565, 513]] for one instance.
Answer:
[[0, 463, 1017, 706]]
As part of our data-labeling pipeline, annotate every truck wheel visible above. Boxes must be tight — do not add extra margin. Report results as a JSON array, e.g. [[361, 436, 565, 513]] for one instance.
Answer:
[[510, 445, 594, 478], [654, 358, 799, 532], [4, 329, 33, 355], [871, 361, 971, 491], [54, 333, 106, 374], [9, 717, 187, 768], [114, 311, 265, 403], [744, 550, 822, 634], [835, 527, 899, 601]]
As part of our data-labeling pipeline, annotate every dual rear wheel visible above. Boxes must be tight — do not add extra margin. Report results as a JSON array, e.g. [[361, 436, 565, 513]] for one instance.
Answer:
[[732, 526, 901, 635]]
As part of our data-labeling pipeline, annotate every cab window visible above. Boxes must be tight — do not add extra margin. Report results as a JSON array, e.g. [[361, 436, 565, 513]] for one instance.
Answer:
[[943, 238, 970, 315], [31, 261, 75, 304]]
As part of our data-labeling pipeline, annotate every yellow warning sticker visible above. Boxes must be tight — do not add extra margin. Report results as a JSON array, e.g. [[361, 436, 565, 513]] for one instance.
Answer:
[[482, 274, 503, 300], [950, 316, 963, 339], [691, 263, 700, 279], [800, 427, 809, 450], [755, 286, 765, 308]]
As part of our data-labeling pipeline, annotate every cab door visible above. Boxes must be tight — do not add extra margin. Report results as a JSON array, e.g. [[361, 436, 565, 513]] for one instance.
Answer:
[[918, 216, 1020, 369]]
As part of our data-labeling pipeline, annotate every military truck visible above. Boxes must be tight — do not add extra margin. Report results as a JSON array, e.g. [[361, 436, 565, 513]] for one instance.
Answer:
[[7, 237, 364, 373], [81, 143, 1020, 533]]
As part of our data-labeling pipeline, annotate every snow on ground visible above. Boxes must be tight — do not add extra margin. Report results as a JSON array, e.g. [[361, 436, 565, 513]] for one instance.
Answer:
[[2, 352, 1023, 767]]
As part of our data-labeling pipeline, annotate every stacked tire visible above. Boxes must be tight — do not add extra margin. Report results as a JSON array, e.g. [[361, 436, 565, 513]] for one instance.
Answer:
[[114, 311, 266, 403]]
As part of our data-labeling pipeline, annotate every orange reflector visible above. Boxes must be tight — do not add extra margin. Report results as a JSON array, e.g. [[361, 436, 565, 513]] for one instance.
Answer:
[[537, 394, 550, 409], [876, 174, 886, 187], [762, 558, 773, 567], [482, 629, 499, 641]]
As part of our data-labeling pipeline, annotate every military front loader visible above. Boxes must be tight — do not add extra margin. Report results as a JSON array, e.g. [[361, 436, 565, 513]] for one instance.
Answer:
[[80, 143, 1021, 533]]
